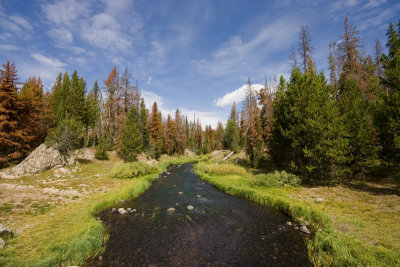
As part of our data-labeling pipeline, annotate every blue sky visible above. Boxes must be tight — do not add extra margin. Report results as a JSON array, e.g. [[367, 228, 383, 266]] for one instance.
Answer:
[[0, 0, 399, 127]]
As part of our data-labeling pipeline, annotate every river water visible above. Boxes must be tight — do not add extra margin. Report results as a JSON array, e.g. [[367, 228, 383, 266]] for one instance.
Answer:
[[88, 163, 311, 266]]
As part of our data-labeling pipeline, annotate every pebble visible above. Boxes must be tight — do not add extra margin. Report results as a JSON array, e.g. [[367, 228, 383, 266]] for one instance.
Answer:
[[287, 221, 292, 226], [196, 194, 201, 198], [118, 208, 128, 215], [99, 256, 102, 260], [178, 191, 183, 195], [187, 205, 194, 210]]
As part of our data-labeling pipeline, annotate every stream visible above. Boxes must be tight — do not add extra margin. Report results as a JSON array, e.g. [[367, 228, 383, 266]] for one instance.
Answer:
[[88, 163, 311, 266]]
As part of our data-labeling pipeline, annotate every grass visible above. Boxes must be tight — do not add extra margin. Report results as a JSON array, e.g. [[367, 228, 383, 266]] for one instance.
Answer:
[[0, 152, 198, 267], [195, 161, 400, 267]]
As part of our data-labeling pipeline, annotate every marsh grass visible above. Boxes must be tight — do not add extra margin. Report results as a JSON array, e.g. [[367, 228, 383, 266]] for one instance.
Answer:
[[195, 162, 400, 267]]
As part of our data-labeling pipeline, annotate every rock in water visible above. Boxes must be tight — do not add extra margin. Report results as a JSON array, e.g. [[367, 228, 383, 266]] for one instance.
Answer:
[[299, 226, 310, 234], [118, 208, 128, 215], [167, 207, 175, 213], [187, 205, 194, 210]]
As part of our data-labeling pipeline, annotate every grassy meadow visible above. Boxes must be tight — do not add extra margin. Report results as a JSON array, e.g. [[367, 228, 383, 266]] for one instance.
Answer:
[[194, 156, 400, 267]]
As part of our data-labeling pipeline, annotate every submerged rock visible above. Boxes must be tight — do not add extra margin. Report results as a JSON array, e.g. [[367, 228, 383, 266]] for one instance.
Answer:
[[187, 205, 194, 211], [118, 208, 128, 215], [167, 207, 175, 213]]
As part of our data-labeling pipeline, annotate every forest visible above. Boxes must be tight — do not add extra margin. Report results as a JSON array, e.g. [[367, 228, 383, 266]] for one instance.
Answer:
[[1, 17, 399, 183]]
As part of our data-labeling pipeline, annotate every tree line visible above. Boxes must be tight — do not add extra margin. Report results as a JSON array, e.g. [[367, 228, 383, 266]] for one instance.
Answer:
[[1, 17, 399, 184]]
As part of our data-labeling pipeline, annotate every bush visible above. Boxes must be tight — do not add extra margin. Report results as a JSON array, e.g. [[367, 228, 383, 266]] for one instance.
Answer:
[[206, 163, 247, 176], [95, 136, 109, 160], [249, 170, 301, 188], [45, 117, 85, 156], [109, 162, 159, 179]]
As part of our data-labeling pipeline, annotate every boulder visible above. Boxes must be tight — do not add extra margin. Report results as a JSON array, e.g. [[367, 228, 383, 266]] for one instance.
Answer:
[[184, 149, 195, 157], [0, 224, 11, 238], [0, 144, 95, 179]]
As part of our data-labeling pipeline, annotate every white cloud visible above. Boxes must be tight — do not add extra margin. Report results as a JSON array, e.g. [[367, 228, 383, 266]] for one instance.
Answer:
[[47, 28, 73, 43], [214, 83, 264, 107], [9, 15, 33, 32], [42, 0, 89, 28], [31, 53, 66, 68], [364, 0, 386, 8], [146, 76, 152, 84], [81, 13, 131, 51], [0, 44, 19, 51]]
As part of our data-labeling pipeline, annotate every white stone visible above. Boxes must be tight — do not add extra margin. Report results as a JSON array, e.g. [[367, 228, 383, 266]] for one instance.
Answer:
[[299, 225, 310, 234], [187, 205, 194, 210], [167, 207, 175, 213], [118, 208, 128, 215]]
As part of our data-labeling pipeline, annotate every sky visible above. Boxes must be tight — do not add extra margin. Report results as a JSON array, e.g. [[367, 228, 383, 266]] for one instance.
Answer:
[[0, 0, 399, 127]]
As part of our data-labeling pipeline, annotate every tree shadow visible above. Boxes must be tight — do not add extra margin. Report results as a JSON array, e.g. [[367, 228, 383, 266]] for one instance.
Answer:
[[342, 181, 400, 196]]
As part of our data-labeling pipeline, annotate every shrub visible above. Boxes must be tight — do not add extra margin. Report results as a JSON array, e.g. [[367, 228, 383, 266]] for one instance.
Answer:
[[249, 170, 301, 188], [45, 117, 85, 156], [94, 136, 108, 160], [206, 163, 247, 176], [109, 162, 159, 179]]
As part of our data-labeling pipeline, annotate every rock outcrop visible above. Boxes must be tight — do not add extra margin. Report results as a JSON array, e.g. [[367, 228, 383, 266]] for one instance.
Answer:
[[0, 144, 94, 179]]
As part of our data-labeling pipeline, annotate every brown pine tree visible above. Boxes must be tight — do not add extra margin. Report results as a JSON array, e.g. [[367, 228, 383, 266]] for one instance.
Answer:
[[104, 66, 120, 146], [174, 109, 186, 154], [0, 61, 27, 165], [298, 25, 313, 74], [195, 119, 203, 154], [257, 79, 274, 151], [164, 114, 175, 155], [214, 122, 224, 149], [20, 76, 47, 150], [148, 102, 163, 158], [243, 78, 263, 166]]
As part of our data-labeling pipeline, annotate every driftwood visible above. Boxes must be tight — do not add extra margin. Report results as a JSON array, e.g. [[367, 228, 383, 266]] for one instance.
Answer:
[[222, 151, 235, 161]]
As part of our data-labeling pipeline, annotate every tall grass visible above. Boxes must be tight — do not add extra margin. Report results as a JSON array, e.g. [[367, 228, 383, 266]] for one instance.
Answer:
[[194, 162, 400, 267]]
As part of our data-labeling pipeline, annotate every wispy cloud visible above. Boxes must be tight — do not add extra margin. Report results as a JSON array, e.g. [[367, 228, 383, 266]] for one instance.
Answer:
[[0, 44, 19, 51], [146, 76, 152, 84], [47, 28, 73, 43], [31, 53, 66, 68], [214, 83, 264, 108]]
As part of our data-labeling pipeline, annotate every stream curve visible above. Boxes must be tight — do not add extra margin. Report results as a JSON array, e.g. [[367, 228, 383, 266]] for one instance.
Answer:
[[88, 162, 311, 266]]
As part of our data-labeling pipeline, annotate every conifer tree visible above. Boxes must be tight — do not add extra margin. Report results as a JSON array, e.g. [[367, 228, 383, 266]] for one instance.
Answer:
[[375, 20, 400, 169], [195, 119, 203, 154], [68, 70, 87, 124], [271, 68, 349, 181], [258, 79, 274, 151], [224, 102, 239, 152], [164, 114, 176, 155], [87, 80, 102, 145], [0, 61, 26, 165], [215, 122, 224, 149], [104, 67, 120, 146], [119, 106, 142, 162], [148, 102, 163, 158], [243, 78, 263, 166], [139, 98, 148, 150], [298, 25, 313, 74], [174, 109, 186, 154]]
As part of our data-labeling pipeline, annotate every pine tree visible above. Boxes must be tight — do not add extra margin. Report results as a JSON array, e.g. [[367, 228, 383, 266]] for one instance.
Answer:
[[224, 102, 240, 152], [0, 61, 26, 165], [148, 102, 163, 158], [298, 25, 313, 74], [68, 70, 87, 124], [215, 122, 224, 149], [243, 78, 263, 166], [258, 79, 274, 151], [104, 67, 120, 146], [271, 68, 349, 181], [51, 72, 69, 126], [87, 80, 102, 145], [20, 76, 45, 150], [119, 106, 142, 162], [139, 98, 148, 150], [375, 20, 400, 169], [164, 114, 176, 155], [195, 119, 203, 154], [174, 109, 186, 154]]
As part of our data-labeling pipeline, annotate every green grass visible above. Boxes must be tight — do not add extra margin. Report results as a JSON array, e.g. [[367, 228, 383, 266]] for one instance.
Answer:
[[194, 161, 400, 267], [0, 154, 198, 267]]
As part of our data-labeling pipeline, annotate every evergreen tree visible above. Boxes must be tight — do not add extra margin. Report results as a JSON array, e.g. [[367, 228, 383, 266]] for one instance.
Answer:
[[215, 122, 224, 149], [0, 61, 26, 165], [119, 106, 142, 162], [375, 20, 400, 169], [224, 102, 240, 152], [148, 102, 163, 158], [68, 70, 87, 125], [87, 80, 102, 145], [139, 98, 148, 150], [258, 79, 274, 151], [164, 114, 176, 155], [271, 68, 349, 181], [243, 78, 263, 166], [174, 109, 186, 154]]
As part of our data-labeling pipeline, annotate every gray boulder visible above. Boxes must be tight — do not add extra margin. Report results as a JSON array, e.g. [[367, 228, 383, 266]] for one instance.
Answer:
[[0, 224, 12, 238]]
